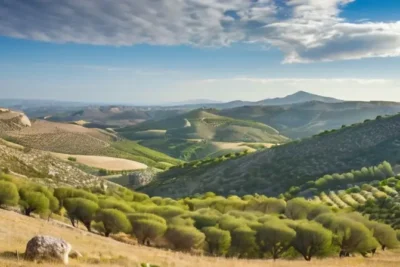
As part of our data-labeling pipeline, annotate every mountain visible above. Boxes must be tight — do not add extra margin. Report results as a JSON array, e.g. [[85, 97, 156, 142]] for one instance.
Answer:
[[117, 109, 289, 143], [141, 113, 400, 198], [255, 91, 341, 106], [217, 101, 400, 139]]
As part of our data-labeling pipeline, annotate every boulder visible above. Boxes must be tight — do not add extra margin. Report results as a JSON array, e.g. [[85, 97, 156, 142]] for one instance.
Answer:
[[25, 235, 72, 265]]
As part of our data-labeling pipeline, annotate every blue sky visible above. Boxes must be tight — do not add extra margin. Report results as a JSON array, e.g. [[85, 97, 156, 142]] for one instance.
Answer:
[[1, 0, 400, 105]]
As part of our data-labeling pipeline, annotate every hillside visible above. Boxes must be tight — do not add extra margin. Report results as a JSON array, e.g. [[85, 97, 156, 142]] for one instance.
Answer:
[[174, 91, 342, 109], [0, 138, 103, 187], [141, 114, 400, 197], [2, 119, 181, 170], [118, 109, 288, 143], [0, 108, 31, 132], [217, 101, 400, 139]]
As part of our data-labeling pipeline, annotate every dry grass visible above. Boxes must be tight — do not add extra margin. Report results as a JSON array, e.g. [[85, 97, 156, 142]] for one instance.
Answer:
[[0, 209, 399, 267], [51, 152, 148, 171]]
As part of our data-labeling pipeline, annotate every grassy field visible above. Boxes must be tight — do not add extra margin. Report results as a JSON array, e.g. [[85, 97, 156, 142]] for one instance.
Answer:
[[0, 209, 399, 267], [50, 152, 148, 171]]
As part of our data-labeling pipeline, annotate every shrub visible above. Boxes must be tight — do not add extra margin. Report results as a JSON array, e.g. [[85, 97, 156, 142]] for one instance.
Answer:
[[191, 214, 219, 230], [95, 209, 132, 237], [67, 157, 77, 162], [0, 180, 19, 207], [165, 226, 205, 251], [202, 227, 231, 256], [99, 198, 134, 213]]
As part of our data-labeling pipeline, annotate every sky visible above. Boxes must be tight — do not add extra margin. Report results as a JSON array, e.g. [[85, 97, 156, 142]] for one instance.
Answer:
[[1, 0, 400, 105]]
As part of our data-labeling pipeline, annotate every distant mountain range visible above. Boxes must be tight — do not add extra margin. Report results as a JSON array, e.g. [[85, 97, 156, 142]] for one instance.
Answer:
[[173, 91, 342, 109]]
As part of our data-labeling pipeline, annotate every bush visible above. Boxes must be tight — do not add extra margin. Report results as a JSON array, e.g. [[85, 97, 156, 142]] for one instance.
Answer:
[[165, 226, 205, 251], [0, 181, 19, 207], [67, 157, 77, 162], [202, 227, 231, 256], [95, 209, 132, 237]]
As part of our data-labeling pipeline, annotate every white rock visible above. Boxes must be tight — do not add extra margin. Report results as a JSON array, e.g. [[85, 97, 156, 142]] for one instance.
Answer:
[[25, 235, 72, 265]]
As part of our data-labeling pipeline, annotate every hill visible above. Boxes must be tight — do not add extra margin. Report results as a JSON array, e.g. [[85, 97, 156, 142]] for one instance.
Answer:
[[217, 101, 400, 139], [118, 109, 288, 143], [2, 119, 181, 170], [141, 114, 400, 197], [173, 91, 342, 109], [0, 138, 103, 187], [0, 108, 31, 132]]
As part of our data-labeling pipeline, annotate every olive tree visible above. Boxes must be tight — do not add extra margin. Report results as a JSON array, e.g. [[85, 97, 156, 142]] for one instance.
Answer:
[[64, 198, 99, 231], [285, 198, 311, 220], [127, 213, 167, 245], [202, 227, 231, 256], [229, 226, 258, 258], [95, 209, 132, 237], [0, 180, 19, 207], [254, 220, 296, 260], [165, 225, 205, 251], [19, 191, 49, 216], [290, 221, 332, 261]]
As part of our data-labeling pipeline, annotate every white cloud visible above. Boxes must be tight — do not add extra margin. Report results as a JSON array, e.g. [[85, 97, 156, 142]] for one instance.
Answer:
[[1, 0, 400, 62]]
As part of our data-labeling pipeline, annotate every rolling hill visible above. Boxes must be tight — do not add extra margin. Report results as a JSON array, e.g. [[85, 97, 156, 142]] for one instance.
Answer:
[[141, 113, 400, 198], [118, 109, 288, 143], [217, 101, 400, 139], [172, 91, 342, 109]]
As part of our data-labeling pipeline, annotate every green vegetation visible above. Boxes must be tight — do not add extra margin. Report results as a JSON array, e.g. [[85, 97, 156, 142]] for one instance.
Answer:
[[0, 167, 398, 262], [142, 113, 400, 197]]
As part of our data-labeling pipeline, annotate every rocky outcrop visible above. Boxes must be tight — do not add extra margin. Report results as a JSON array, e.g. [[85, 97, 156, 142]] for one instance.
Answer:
[[25, 235, 72, 265]]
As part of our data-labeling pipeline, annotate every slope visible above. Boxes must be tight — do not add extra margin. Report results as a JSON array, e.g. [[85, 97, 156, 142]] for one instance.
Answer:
[[118, 109, 288, 143], [217, 101, 400, 139], [141, 114, 400, 198]]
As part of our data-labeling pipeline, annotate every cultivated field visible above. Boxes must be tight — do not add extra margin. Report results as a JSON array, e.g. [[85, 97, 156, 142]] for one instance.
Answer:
[[51, 153, 148, 171], [0, 209, 399, 267]]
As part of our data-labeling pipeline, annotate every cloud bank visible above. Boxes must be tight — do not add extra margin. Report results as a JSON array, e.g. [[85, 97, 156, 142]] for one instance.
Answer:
[[1, 0, 400, 62]]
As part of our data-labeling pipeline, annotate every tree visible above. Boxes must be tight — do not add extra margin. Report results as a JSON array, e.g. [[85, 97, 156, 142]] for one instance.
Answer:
[[315, 215, 378, 256], [229, 226, 258, 258], [95, 209, 132, 237], [19, 191, 49, 216], [369, 222, 398, 250], [202, 227, 231, 256], [98, 198, 134, 213], [0, 181, 19, 207], [191, 214, 219, 230], [64, 198, 99, 231], [285, 198, 311, 220], [165, 226, 205, 251], [290, 221, 332, 261], [127, 213, 167, 245], [254, 220, 296, 260]]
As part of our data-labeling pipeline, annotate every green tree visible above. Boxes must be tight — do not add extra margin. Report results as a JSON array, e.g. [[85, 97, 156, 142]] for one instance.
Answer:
[[191, 214, 219, 230], [64, 198, 99, 231], [127, 213, 167, 245], [285, 198, 311, 220], [95, 209, 132, 237], [202, 227, 231, 256], [99, 198, 134, 213], [290, 221, 332, 261], [254, 220, 296, 260], [369, 222, 399, 250], [19, 191, 49, 216], [165, 226, 205, 251], [229, 226, 258, 258], [0, 180, 19, 207]]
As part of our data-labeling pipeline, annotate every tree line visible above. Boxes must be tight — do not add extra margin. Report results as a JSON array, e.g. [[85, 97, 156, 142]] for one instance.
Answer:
[[0, 172, 399, 261]]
